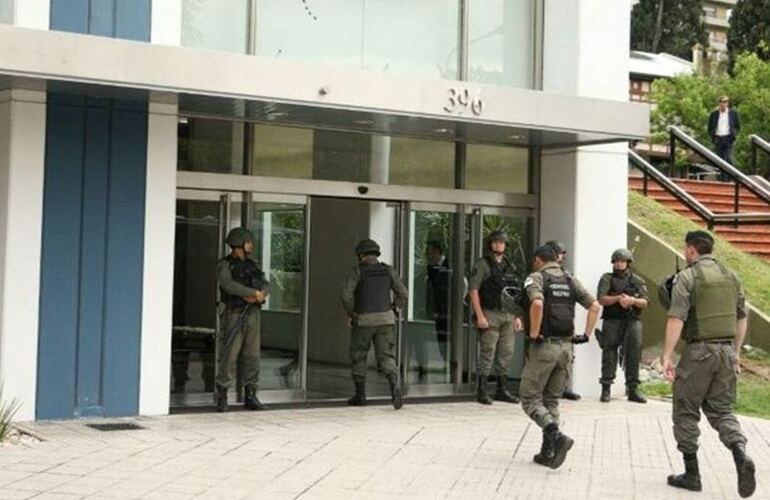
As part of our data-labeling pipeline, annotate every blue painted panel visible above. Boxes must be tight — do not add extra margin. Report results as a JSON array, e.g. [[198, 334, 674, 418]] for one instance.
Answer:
[[50, 0, 89, 34], [74, 103, 110, 416], [89, 0, 116, 37], [101, 104, 147, 417], [115, 0, 151, 42], [37, 98, 86, 420]]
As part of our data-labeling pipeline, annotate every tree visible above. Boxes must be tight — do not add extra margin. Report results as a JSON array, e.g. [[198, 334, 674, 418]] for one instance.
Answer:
[[650, 53, 770, 174], [631, 0, 708, 60], [727, 0, 770, 64]]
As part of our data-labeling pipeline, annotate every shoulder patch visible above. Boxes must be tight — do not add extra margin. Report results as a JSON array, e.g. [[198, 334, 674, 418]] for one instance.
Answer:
[[524, 277, 534, 288]]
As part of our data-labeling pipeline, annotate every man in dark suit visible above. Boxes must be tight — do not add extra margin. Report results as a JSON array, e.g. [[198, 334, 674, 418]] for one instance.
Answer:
[[707, 96, 741, 180]]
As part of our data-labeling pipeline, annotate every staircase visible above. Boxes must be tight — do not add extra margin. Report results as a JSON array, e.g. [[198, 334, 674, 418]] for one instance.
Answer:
[[629, 176, 770, 260]]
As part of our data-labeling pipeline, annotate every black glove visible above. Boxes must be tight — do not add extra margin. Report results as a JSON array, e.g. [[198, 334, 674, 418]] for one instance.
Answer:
[[572, 334, 589, 345]]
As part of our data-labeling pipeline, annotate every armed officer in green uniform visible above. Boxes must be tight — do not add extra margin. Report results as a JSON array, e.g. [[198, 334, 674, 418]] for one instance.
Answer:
[[520, 245, 600, 469], [596, 248, 648, 404], [661, 231, 755, 497], [544, 240, 581, 401], [215, 227, 268, 412], [468, 230, 523, 405], [342, 239, 408, 410]]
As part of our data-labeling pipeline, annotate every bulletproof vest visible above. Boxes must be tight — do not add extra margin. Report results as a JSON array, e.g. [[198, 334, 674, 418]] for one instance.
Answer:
[[354, 262, 392, 314], [684, 259, 738, 342], [541, 271, 577, 337], [602, 272, 643, 320], [479, 255, 518, 311], [220, 255, 266, 309]]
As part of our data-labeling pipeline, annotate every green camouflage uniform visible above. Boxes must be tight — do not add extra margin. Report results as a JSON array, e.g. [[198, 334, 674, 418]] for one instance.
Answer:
[[519, 263, 595, 428], [668, 254, 748, 455]]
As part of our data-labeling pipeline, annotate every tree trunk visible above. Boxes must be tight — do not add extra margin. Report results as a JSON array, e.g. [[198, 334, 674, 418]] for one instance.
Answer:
[[652, 0, 665, 52]]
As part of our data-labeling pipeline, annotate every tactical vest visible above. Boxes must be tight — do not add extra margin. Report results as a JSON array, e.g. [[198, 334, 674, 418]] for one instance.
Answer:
[[601, 272, 643, 320], [220, 255, 266, 309], [427, 260, 450, 316], [684, 259, 738, 342], [541, 272, 577, 337], [354, 262, 392, 314], [479, 255, 518, 311]]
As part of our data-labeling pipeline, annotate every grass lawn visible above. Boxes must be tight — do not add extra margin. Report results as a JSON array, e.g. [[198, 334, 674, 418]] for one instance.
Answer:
[[628, 191, 770, 316], [640, 346, 770, 419]]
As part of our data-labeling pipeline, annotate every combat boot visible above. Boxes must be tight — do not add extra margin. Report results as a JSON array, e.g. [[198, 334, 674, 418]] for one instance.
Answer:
[[562, 390, 581, 401], [627, 386, 647, 404], [667, 453, 702, 492], [476, 374, 493, 405], [347, 379, 367, 406], [215, 385, 229, 413], [386, 373, 403, 410], [244, 386, 267, 411], [533, 429, 555, 466], [545, 424, 574, 469], [600, 384, 611, 403], [731, 442, 756, 498], [494, 375, 519, 403]]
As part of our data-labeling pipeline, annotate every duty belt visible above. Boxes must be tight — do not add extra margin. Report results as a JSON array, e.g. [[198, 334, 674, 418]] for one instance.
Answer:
[[686, 338, 733, 345], [541, 336, 572, 344]]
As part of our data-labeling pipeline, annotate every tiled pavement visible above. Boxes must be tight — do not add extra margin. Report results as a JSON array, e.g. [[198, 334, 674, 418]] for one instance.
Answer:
[[0, 399, 768, 499]]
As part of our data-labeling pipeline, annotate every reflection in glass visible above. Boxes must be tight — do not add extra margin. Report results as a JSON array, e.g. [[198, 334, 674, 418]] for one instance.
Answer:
[[467, 0, 536, 88], [249, 202, 305, 390], [0, 0, 12, 24], [178, 118, 245, 174], [466, 144, 529, 193], [182, 0, 249, 53], [256, 0, 459, 79], [252, 125, 313, 179], [171, 200, 223, 397], [406, 210, 458, 385]]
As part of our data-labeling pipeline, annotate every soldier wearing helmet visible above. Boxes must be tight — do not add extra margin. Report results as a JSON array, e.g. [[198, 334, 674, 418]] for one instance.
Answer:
[[215, 227, 269, 412], [596, 248, 648, 404], [341, 239, 408, 409], [467, 229, 523, 405]]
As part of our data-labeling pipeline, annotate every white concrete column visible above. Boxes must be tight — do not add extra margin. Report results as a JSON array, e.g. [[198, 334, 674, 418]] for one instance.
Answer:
[[0, 89, 46, 421], [139, 100, 178, 415], [540, 0, 632, 397], [14, 0, 49, 29]]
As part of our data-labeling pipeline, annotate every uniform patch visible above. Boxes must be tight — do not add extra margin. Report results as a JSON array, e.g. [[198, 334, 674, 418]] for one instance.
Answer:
[[524, 277, 534, 288], [672, 275, 679, 285]]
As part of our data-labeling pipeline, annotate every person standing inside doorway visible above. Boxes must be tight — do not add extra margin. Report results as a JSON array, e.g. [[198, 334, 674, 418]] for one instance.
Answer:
[[468, 230, 523, 405], [215, 227, 268, 412], [708, 95, 741, 180], [342, 239, 408, 410]]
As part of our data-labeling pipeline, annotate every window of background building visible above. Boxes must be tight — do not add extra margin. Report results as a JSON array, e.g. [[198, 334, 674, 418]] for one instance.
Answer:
[[181, 0, 249, 53], [465, 143, 529, 193], [255, 0, 459, 79], [467, 0, 536, 89]]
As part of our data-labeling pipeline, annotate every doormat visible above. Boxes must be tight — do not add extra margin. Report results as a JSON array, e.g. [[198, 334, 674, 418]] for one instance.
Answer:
[[85, 422, 145, 431]]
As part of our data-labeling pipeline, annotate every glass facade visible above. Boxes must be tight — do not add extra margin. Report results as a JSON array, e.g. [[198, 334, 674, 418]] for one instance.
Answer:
[[180, 1, 538, 87], [465, 143, 529, 193], [467, 0, 536, 88], [0, 0, 12, 24], [255, 0, 459, 79]]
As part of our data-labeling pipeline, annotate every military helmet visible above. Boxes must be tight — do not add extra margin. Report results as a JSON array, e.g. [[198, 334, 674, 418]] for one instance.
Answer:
[[501, 285, 524, 314], [226, 227, 255, 248], [611, 248, 634, 263], [355, 238, 381, 256], [544, 240, 566, 255], [487, 230, 509, 246], [658, 274, 676, 309]]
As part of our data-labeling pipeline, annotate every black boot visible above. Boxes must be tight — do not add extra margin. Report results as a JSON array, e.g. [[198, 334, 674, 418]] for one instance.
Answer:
[[533, 429, 555, 466], [215, 385, 229, 413], [476, 374, 493, 405], [494, 375, 519, 403], [627, 386, 647, 404], [562, 390, 581, 401], [244, 386, 267, 411], [347, 379, 367, 406], [731, 442, 756, 498], [545, 424, 574, 469], [386, 373, 403, 410], [600, 384, 611, 403], [667, 453, 702, 492]]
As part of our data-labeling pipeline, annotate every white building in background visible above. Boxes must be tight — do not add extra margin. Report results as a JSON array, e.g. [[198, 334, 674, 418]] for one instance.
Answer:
[[0, 0, 647, 421]]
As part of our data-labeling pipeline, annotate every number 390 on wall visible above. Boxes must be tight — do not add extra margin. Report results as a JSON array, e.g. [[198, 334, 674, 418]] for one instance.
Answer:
[[443, 87, 483, 116]]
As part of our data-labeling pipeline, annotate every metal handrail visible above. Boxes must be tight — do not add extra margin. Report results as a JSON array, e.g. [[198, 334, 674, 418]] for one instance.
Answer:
[[629, 149, 770, 229], [750, 134, 770, 175], [668, 126, 770, 217]]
